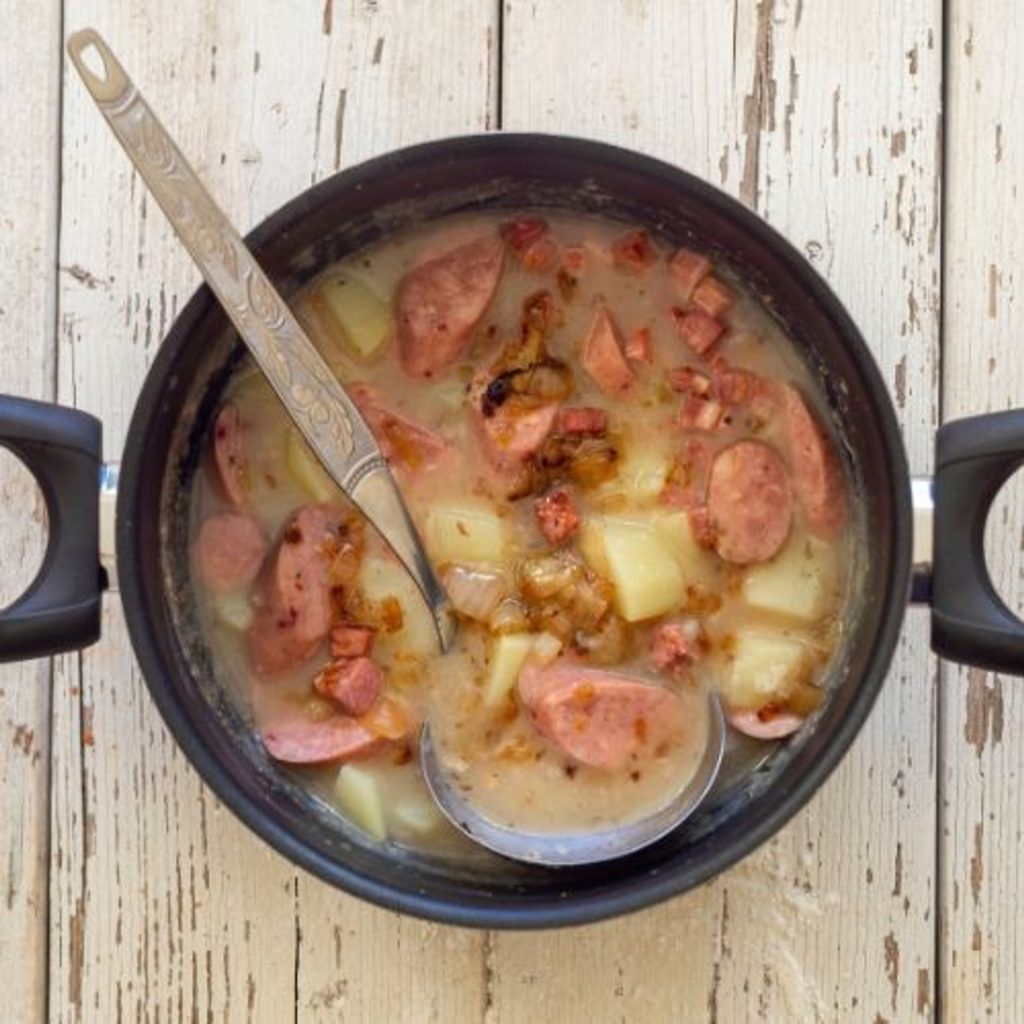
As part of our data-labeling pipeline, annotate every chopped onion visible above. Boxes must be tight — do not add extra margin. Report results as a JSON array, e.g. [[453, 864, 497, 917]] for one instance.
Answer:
[[443, 565, 507, 622], [530, 632, 563, 666], [489, 597, 530, 635]]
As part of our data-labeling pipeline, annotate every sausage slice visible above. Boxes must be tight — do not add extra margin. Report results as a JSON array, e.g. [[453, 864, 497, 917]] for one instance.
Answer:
[[518, 662, 686, 770], [580, 306, 635, 397], [396, 235, 504, 378], [707, 440, 792, 564], [248, 505, 355, 674], [195, 512, 266, 593], [783, 384, 847, 539], [727, 706, 804, 740], [261, 716, 384, 764], [212, 403, 246, 505], [349, 383, 447, 475]]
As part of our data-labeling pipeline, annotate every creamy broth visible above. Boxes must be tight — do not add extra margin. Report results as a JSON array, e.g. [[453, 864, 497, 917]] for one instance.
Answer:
[[191, 212, 851, 854]]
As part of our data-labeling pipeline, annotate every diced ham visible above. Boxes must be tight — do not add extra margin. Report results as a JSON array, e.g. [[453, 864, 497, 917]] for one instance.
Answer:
[[195, 512, 266, 593], [500, 217, 548, 252], [669, 366, 712, 395], [611, 229, 657, 273], [706, 440, 793, 564], [581, 306, 635, 397], [350, 383, 447, 475], [261, 716, 384, 764], [678, 395, 723, 432], [686, 503, 717, 549], [651, 622, 697, 672], [212, 403, 246, 505], [359, 692, 416, 742], [248, 505, 354, 674], [329, 622, 376, 658], [562, 246, 585, 274], [625, 326, 653, 364], [396, 235, 504, 377], [534, 488, 581, 545], [714, 367, 756, 404], [671, 307, 724, 356], [691, 276, 734, 319], [556, 406, 608, 437], [517, 662, 687, 770], [782, 384, 847, 539], [727, 706, 804, 740], [668, 248, 712, 301], [313, 656, 383, 716], [521, 236, 559, 273]]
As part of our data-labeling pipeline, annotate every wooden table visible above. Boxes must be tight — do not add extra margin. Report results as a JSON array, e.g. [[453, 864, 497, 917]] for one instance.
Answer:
[[2, 2, 1021, 1020]]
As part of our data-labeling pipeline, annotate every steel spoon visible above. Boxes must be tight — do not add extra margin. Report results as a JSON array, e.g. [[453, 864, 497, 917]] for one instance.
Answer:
[[420, 689, 726, 866], [67, 28, 455, 651]]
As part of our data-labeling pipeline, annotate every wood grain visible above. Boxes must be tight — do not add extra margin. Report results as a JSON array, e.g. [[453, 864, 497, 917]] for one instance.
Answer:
[[50, 3, 496, 1021], [0, 3, 61, 1021], [941, 2, 1024, 1019], [494, 2, 941, 1020], [291, 4, 496, 1019], [5, 0, 1021, 1019]]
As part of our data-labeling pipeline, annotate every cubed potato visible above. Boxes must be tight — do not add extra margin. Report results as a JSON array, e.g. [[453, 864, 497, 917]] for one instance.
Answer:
[[580, 516, 686, 622], [210, 590, 253, 632], [285, 427, 337, 502], [359, 555, 439, 658], [741, 535, 837, 623], [600, 444, 672, 505], [653, 510, 719, 588], [335, 764, 387, 841], [425, 502, 509, 567], [319, 274, 392, 359], [721, 629, 812, 710], [390, 794, 445, 837], [577, 518, 611, 578], [483, 633, 535, 708]]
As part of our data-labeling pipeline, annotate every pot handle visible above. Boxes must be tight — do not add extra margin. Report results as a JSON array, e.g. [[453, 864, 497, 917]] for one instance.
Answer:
[[932, 410, 1024, 672], [0, 395, 103, 662]]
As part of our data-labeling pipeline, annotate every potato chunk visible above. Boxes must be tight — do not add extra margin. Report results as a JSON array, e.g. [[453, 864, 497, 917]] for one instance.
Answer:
[[425, 502, 509, 567], [653, 510, 719, 589], [335, 764, 387, 841], [741, 535, 837, 623], [285, 427, 337, 502], [722, 629, 812, 710], [391, 795, 445, 837], [483, 633, 536, 708], [210, 590, 254, 632], [320, 274, 392, 359], [359, 555, 438, 658], [579, 516, 685, 622]]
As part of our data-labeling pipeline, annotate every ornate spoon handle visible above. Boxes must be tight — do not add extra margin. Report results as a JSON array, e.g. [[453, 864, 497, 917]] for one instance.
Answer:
[[68, 28, 454, 650]]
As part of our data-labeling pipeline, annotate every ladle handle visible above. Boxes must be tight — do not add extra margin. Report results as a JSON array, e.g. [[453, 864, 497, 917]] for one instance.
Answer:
[[67, 29, 454, 651]]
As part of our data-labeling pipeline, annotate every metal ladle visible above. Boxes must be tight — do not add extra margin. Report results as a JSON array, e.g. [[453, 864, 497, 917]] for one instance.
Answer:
[[421, 691, 726, 866], [66, 28, 456, 651], [68, 28, 726, 867]]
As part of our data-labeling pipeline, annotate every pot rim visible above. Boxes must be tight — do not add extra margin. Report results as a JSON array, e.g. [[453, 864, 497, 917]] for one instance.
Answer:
[[116, 131, 913, 929]]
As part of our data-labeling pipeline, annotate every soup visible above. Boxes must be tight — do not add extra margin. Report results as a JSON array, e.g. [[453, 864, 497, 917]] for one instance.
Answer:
[[191, 212, 851, 853]]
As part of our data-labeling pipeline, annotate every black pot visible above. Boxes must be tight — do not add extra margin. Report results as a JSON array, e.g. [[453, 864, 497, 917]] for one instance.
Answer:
[[2, 135, 1022, 929]]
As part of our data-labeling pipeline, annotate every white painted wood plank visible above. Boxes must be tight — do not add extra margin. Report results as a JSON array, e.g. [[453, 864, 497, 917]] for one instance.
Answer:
[[0, 3, 61, 1021], [942, 3, 1024, 1020], [51, 3, 494, 1020], [51, 6, 306, 1020], [495, 2, 940, 1020], [291, 4, 496, 1019]]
